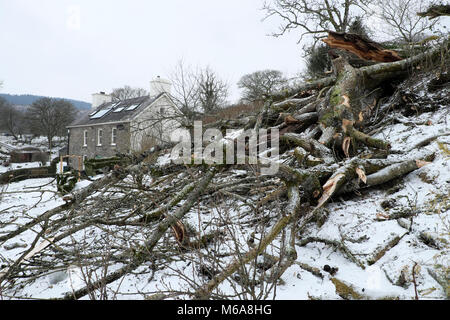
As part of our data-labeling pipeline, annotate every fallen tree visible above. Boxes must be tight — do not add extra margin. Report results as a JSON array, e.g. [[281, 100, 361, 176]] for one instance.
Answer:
[[0, 34, 449, 300]]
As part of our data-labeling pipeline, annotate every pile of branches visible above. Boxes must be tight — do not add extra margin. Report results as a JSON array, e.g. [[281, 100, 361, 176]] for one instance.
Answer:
[[0, 33, 449, 300]]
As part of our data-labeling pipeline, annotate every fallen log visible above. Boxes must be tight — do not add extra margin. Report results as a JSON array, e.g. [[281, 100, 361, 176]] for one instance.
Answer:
[[270, 76, 336, 102], [193, 183, 303, 299], [338, 151, 435, 194], [271, 96, 316, 112], [61, 167, 218, 300]]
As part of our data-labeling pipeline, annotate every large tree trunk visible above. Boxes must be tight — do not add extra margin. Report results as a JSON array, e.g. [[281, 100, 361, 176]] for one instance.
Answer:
[[313, 37, 448, 155]]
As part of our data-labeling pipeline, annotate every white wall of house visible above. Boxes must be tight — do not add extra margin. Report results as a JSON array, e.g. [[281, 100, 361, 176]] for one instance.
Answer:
[[130, 95, 179, 152]]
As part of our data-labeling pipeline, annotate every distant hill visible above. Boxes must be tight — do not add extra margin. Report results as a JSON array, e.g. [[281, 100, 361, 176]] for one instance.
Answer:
[[0, 93, 91, 110]]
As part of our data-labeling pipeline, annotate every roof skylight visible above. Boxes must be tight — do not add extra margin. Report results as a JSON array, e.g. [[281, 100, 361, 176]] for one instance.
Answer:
[[113, 107, 125, 113], [89, 103, 117, 119], [125, 103, 140, 111], [90, 109, 111, 119]]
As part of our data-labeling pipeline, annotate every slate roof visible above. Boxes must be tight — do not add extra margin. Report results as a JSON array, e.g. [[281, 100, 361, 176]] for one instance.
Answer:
[[68, 93, 164, 128]]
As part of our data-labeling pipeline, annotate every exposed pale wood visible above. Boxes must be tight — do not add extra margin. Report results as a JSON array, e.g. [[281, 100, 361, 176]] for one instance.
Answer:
[[322, 31, 402, 62]]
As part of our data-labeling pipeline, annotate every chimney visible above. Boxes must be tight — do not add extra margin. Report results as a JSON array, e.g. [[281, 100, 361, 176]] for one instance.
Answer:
[[150, 76, 171, 98], [91, 92, 113, 109]]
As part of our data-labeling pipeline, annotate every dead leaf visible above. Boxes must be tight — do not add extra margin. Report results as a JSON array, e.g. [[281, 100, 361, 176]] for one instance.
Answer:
[[412, 264, 421, 275], [171, 220, 186, 245]]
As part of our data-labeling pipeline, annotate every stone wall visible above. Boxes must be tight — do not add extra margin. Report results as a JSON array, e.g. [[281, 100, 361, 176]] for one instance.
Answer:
[[68, 123, 130, 168]]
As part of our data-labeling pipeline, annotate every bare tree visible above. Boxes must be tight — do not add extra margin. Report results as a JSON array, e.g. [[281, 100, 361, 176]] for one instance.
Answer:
[[371, 0, 439, 43], [168, 60, 202, 123], [263, 0, 369, 44], [111, 85, 148, 101], [237, 70, 287, 103], [0, 97, 25, 140], [53, 100, 79, 138], [27, 98, 78, 150], [197, 67, 229, 114]]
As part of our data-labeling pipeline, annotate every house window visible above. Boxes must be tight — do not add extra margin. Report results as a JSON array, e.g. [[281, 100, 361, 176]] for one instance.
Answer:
[[97, 129, 103, 146], [83, 130, 88, 147], [159, 107, 165, 114], [111, 128, 117, 145]]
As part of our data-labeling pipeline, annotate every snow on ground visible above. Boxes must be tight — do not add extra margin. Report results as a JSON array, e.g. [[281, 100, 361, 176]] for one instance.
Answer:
[[0, 105, 449, 300], [0, 178, 65, 263], [0, 162, 48, 174]]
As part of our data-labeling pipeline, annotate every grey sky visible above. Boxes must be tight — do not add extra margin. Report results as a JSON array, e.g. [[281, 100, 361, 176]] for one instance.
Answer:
[[0, 0, 303, 104]]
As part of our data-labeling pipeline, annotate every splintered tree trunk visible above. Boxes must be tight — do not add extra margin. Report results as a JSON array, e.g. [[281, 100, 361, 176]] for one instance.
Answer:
[[322, 31, 403, 62], [316, 56, 388, 153], [315, 38, 448, 155]]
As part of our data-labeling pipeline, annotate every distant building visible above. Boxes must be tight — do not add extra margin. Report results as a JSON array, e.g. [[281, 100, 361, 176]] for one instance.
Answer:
[[10, 147, 48, 164], [66, 77, 179, 168]]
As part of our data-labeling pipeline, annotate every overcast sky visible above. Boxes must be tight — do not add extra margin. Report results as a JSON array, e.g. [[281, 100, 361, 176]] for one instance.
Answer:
[[0, 0, 304, 104]]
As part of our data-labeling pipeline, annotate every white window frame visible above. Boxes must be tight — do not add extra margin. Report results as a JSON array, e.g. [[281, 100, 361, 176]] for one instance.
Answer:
[[83, 130, 88, 147], [97, 129, 103, 146], [111, 128, 117, 146]]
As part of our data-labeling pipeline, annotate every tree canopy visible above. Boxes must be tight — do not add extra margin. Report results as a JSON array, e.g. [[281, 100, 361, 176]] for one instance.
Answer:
[[237, 70, 287, 103]]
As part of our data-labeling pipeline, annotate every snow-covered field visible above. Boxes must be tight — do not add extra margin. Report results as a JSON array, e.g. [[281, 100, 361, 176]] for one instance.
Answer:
[[0, 107, 449, 300]]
